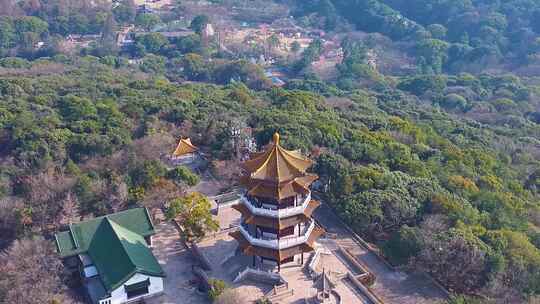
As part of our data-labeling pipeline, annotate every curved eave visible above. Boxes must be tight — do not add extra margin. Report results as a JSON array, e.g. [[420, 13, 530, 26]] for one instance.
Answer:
[[232, 200, 321, 230], [242, 174, 319, 200], [229, 230, 320, 263]]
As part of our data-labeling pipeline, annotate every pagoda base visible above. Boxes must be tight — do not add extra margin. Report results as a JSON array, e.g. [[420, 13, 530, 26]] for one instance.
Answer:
[[252, 254, 304, 273], [230, 227, 325, 272]]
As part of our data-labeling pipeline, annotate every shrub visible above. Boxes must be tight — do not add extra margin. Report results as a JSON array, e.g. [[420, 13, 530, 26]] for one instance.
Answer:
[[382, 225, 423, 265], [167, 166, 200, 186], [213, 288, 244, 304], [440, 94, 467, 111], [397, 75, 447, 96], [208, 278, 227, 301], [129, 160, 167, 189]]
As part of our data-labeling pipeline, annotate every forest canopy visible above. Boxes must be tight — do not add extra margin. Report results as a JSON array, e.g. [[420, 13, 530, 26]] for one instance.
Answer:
[[0, 57, 539, 302], [1, 0, 540, 303]]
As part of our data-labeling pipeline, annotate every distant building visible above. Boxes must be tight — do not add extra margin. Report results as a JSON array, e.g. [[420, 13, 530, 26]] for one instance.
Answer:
[[171, 137, 199, 164], [116, 26, 135, 47], [265, 69, 286, 87], [270, 76, 285, 87], [55, 208, 165, 304], [154, 30, 196, 39], [137, 4, 154, 14], [65, 34, 101, 49], [203, 23, 215, 37]]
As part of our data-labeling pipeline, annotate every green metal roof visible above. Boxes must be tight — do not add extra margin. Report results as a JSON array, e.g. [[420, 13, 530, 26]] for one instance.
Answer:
[[54, 208, 164, 293], [88, 218, 165, 291], [55, 207, 155, 257]]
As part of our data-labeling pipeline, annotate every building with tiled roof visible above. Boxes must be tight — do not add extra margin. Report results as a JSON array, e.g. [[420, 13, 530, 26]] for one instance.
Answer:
[[230, 132, 324, 272], [170, 137, 199, 165], [55, 208, 165, 304], [172, 138, 198, 157]]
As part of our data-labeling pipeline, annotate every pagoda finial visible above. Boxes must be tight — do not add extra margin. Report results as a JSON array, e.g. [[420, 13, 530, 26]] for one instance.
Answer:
[[272, 132, 280, 145]]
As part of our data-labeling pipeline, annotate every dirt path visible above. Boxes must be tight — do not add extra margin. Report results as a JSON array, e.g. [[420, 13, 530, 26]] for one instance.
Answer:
[[313, 203, 448, 304]]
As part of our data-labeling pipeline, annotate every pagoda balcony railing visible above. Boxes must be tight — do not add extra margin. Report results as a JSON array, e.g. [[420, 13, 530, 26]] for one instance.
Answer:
[[240, 192, 312, 218], [238, 220, 315, 250]]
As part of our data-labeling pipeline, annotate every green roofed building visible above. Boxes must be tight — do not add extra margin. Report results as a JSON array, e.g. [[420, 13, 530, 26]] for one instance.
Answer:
[[55, 208, 165, 304]]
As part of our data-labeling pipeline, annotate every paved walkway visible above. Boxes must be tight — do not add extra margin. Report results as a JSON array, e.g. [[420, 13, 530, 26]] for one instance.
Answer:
[[147, 219, 207, 304], [313, 203, 448, 304], [188, 171, 224, 197]]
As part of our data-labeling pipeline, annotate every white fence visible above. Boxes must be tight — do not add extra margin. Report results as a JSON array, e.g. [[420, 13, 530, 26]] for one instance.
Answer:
[[239, 192, 312, 218], [238, 220, 315, 250]]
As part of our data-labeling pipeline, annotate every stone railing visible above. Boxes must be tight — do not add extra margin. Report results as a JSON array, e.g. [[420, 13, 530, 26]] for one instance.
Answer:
[[307, 250, 322, 277], [346, 273, 384, 304], [240, 192, 312, 218], [239, 220, 315, 250], [233, 267, 284, 285]]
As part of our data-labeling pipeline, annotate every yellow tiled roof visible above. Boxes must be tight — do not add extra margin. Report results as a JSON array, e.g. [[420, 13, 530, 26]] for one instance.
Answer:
[[172, 138, 198, 156], [242, 133, 313, 184]]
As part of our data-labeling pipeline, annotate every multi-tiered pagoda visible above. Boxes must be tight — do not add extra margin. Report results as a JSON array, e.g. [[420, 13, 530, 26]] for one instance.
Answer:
[[230, 132, 324, 272]]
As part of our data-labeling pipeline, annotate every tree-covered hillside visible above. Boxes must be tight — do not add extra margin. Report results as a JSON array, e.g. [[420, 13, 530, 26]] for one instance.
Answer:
[[1, 0, 540, 303], [293, 0, 540, 74], [0, 57, 539, 302]]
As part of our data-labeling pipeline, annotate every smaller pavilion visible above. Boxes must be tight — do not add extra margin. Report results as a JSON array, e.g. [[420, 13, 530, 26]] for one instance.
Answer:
[[171, 138, 199, 164]]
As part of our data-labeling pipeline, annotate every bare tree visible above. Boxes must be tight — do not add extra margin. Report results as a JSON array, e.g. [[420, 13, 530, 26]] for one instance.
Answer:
[[19, 170, 76, 230], [419, 214, 450, 236], [109, 179, 129, 212], [59, 191, 80, 226], [413, 229, 488, 293], [211, 160, 241, 186], [0, 238, 78, 304], [0, 0, 22, 15], [481, 272, 523, 304], [0, 196, 24, 248], [129, 133, 176, 163], [141, 179, 184, 209]]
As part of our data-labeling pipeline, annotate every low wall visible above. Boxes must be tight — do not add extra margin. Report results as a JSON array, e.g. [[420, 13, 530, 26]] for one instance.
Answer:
[[201, 225, 239, 243], [233, 267, 285, 285], [211, 191, 241, 206], [347, 273, 384, 304], [307, 250, 321, 277], [172, 219, 213, 271], [339, 246, 376, 285], [317, 202, 450, 297], [191, 243, 213, 271], [264, 283, 294, 302], [192, 266, 211, 292]]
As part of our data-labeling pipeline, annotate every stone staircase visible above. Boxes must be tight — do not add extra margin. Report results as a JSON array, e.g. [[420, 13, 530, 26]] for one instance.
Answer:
[[264, 283, 295, 303]]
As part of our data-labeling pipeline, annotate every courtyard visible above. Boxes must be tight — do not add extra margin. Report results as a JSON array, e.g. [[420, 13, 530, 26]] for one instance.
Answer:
[[146, 199, 448, 304], [146, 213, 206, 304]]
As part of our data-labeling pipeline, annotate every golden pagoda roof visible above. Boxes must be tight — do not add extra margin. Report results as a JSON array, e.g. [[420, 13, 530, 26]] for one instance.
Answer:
[[172, 138, 198, 156], [241, 133, 313, 184]]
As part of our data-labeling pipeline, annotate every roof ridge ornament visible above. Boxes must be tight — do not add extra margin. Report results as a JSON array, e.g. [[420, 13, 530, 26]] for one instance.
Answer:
[[273, 132, 280, 145]]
